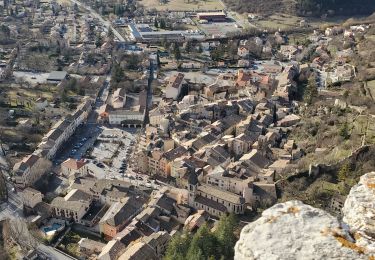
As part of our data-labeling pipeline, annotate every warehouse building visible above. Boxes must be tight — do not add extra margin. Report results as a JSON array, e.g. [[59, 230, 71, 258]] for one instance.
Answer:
[[128, 24, 204, 42], [197, 11, 227, 22]]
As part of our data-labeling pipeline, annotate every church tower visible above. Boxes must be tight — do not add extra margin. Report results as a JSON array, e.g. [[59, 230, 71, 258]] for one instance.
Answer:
[[187, 169, 198, 207]]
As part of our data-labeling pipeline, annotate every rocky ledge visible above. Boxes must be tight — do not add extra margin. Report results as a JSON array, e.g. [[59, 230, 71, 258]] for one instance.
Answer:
[[343, 172, 375, 254], [235, 200, 370, 260]]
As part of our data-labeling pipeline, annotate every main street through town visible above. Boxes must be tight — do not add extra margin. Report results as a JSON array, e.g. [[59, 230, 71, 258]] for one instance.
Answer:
[[69, 0, 130, 42], [53, 75, 111, 164]]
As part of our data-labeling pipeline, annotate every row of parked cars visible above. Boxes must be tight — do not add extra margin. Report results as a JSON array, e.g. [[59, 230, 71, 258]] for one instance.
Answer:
[[119, 160, 127, 174], [70, 137, 89, 156], [92, 159, 105, 168]]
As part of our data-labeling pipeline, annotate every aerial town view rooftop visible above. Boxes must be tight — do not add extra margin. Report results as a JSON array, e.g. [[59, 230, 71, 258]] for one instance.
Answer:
[[0, 0, 375, 259]]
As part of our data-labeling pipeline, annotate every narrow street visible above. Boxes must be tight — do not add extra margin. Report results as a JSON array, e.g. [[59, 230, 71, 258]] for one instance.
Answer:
[[143, 58, 154, 126], [0, 182, 24, 221]]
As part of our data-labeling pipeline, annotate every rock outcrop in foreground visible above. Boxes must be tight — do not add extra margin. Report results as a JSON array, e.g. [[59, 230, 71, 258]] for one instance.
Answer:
[[343, 172, 375, 254], [235, 200, 370, 260]]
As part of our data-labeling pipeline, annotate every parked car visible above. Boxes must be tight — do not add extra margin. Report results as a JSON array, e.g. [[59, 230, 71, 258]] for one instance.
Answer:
[[97, 163, 105, 168]]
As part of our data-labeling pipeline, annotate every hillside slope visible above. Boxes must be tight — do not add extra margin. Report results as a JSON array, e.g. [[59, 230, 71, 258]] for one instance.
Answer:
[[223, 0, 375, 16]]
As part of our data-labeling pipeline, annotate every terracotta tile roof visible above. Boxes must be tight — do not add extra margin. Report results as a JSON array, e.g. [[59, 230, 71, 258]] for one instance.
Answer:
[[61, 158, 87, 170], [168, 73, 184, 89]]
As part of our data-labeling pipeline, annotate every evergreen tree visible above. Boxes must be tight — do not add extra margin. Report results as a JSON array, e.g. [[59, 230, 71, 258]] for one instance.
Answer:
[[173, 43, 181, 60], [339, 121, 350, 140], [95, 33, 103, 48], [164, 214, 238, 260], [164, 231, 191, 260], [186, 246, 205, 260], [114, 4, 124, 16], [162, 37, 171, 50], [338, 162, 350, 182], [160, 19, 166, 29], [127, 54, 140, 70], [73, 3, 79, 12], [61, 90, 68, 103], [112, 63, 125, 83], [185, 40, 194, 53], [154, 19, 159, 28], [156, 52, 161, 68], [214, 213, 237, 259], [188, 224, 218, 259], [303, 74, 318, 104]]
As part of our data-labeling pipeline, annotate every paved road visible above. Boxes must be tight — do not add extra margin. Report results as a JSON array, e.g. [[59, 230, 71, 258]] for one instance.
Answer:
[[37, 244, 78, 260], [69, 0, 127, 42], [0, 182, 24, 221], [54, 123, 102, 163]]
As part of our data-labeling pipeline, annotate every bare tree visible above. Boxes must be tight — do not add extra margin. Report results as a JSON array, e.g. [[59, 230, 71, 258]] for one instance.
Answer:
[[3, 218, 39, 252]]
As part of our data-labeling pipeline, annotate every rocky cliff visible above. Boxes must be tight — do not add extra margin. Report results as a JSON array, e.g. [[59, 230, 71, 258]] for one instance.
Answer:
[[235, 173, 375, 260], [343, 172, 375, 255]]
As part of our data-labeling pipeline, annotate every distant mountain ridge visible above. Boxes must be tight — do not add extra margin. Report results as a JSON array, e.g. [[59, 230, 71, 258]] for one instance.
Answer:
[[223, 0, 375, 16]]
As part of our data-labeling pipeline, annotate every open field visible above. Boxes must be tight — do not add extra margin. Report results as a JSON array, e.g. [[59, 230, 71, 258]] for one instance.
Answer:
[[256, 13, 301, 30], [355, 114, 375, 145], [367, 80, 375, 96], [254, 13, 363, 30], [6, 86, 57, 101], [139, 0, 224, 11]]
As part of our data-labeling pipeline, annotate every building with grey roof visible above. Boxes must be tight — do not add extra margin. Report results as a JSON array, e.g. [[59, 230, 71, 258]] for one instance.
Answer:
[[128, 23, 204, 43], [47, 71, 67, 83]]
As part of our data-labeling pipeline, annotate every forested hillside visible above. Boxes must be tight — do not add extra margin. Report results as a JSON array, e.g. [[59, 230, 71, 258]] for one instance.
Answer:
[[223, 0, 375, 16]]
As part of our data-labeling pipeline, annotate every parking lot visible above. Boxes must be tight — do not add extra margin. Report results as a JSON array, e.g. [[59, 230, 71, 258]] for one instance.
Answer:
[[13, 71, 50, 86], [53, 123, 103, 165], [85, 127, 161, 189], [52, 119, 162, 190]]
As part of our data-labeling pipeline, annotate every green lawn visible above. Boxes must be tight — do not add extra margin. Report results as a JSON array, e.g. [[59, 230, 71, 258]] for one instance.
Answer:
[[258, 13, 301, 30]]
